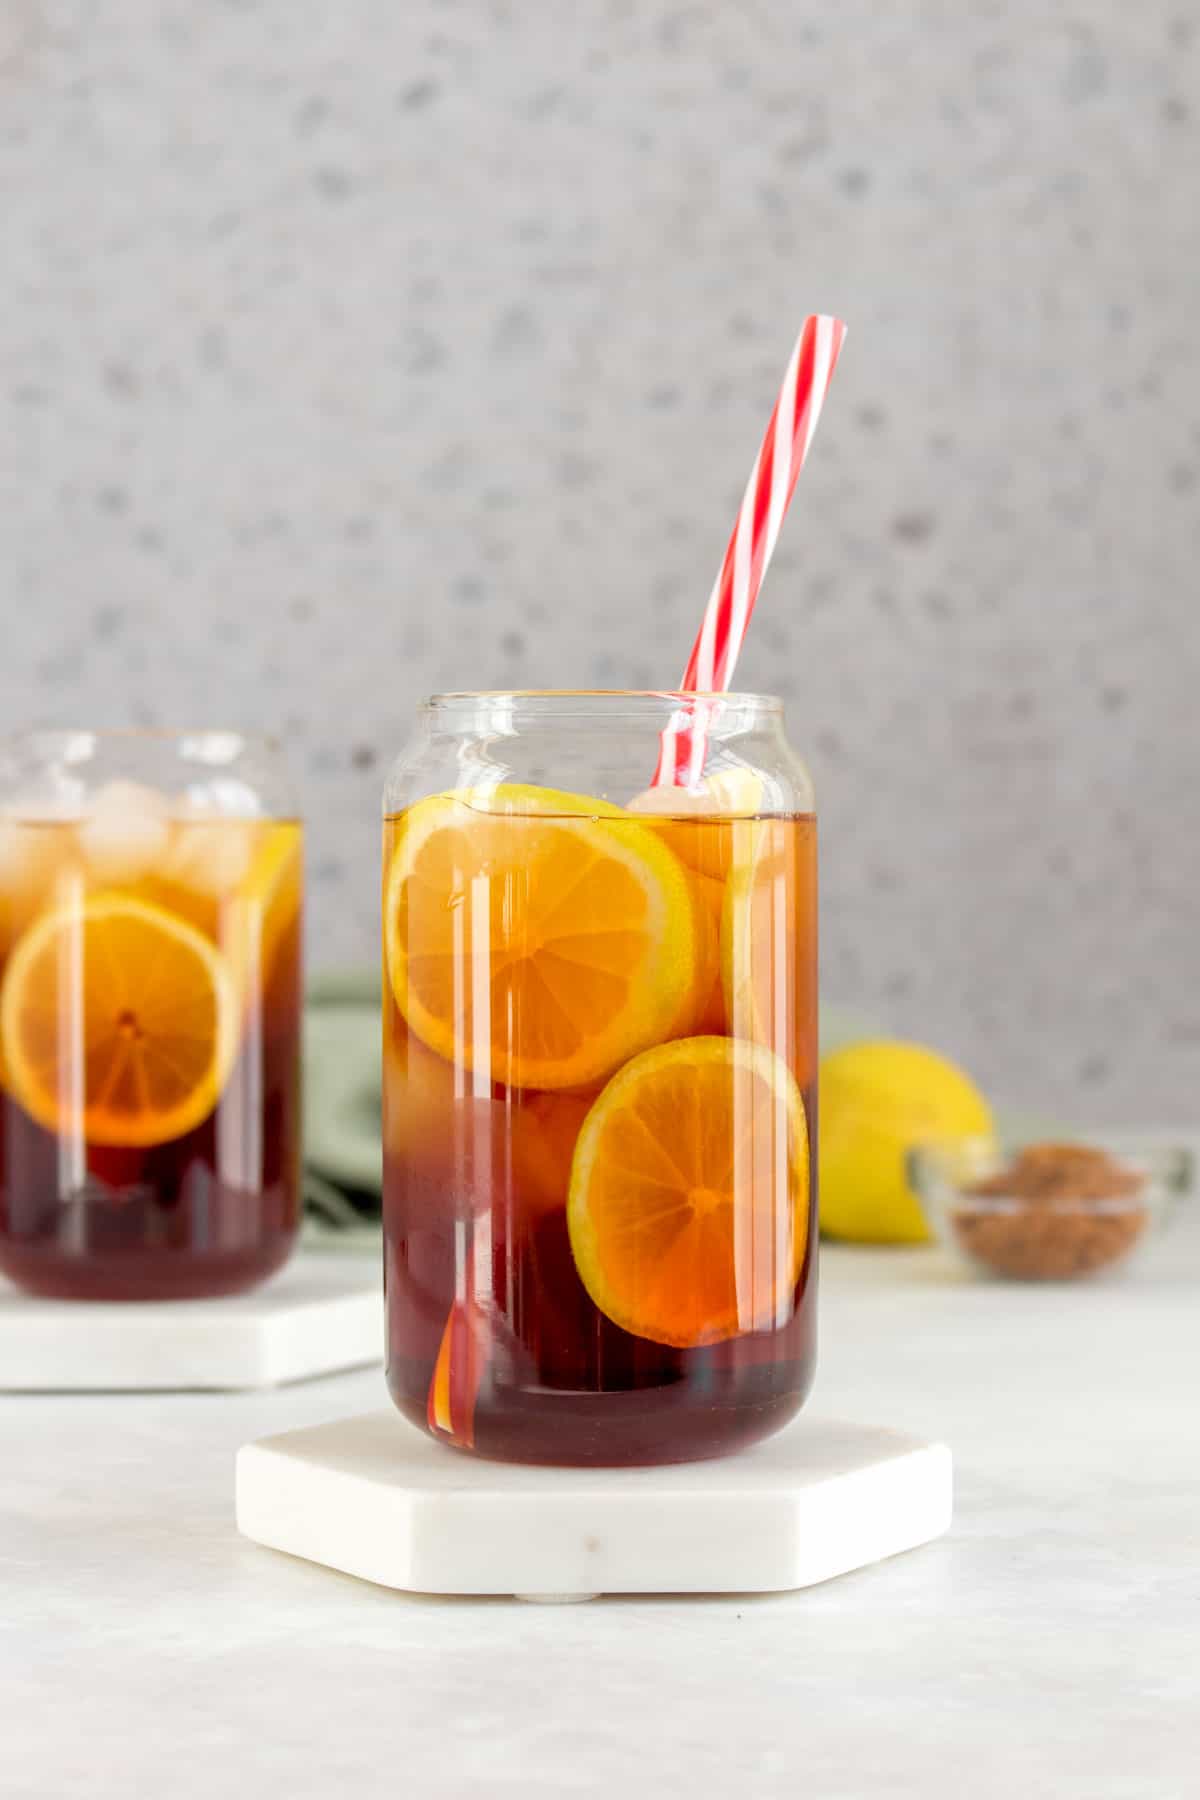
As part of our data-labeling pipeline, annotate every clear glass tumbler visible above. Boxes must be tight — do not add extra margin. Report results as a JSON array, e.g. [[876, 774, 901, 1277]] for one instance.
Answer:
[[382, 691, 817, 1465], [0, 730, 303, 1300]]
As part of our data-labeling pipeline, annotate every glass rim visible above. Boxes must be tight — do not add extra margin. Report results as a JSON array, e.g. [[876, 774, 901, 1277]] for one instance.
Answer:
[[1, 727, 283, 755], [426, 688, 783, 712]]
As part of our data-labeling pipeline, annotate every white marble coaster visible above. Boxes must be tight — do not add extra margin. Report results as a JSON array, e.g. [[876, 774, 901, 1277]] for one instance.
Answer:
[[0, 1253, 381, 1391], [236, 1410, 952, 1599]]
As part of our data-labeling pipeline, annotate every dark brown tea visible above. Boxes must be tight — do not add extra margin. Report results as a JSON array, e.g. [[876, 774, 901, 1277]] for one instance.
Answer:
[[382, 788, 816, 1466], [0, 812, 302, 1300]]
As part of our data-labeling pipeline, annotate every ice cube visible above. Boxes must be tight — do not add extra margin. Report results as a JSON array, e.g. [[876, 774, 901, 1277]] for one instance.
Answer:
[[162, 819, 261, 897], [0, 816, 83, 925], [627, 785, 714, 817], [627, 767, 766, 818], [79, 780, 172, 883], [0, 782, 87, 823], [176, 778, 263, 819], [0, 816, 28, 881]]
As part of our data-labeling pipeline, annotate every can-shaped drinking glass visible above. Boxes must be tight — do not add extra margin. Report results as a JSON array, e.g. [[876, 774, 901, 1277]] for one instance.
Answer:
[[0, 730, 303, 1300], [382, 691, 816, 1465]]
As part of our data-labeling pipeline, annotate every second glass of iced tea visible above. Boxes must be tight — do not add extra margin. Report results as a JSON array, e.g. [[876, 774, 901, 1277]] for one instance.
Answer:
[[0, 731, 303, 1301], [382, 692, 816, 1465]]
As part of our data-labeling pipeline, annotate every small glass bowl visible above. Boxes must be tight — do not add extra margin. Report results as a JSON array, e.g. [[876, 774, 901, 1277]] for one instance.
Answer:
[[908, 1136, 1192, 1282]]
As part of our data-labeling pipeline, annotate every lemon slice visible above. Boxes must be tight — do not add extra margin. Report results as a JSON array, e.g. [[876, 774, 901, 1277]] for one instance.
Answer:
[[720, 816, 818, 1087], [568, 1035, 809, 1347], [384, 784, 703, 1091], [225, 822, 303, 997], [0, 893, 238, 1147]]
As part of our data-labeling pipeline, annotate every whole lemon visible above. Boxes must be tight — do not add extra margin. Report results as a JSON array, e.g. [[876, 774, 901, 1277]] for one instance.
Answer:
[[819, 1040, 993, 1243]]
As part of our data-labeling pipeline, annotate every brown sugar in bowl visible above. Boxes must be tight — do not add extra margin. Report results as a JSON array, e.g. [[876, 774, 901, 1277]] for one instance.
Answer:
[[951, 1143, 1148, 1280], [909, 1138, 1191, 1283]]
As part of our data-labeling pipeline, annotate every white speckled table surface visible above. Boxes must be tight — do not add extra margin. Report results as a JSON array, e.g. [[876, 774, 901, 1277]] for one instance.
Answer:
[[3, 1217, 1198, 1799]]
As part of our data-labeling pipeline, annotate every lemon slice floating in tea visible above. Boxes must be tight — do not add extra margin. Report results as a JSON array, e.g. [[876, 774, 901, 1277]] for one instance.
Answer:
[[224, 821, 303, 1000], [721, 816, 818, 1088], [567, 1035, 809, 1347], [383, 784, 704, 1091], [0, 893, 238, 1147]]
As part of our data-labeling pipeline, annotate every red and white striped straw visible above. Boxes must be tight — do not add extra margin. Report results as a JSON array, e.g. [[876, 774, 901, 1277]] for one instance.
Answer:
[[426, 313, 846, 1443], [654, 313, 847, 789]]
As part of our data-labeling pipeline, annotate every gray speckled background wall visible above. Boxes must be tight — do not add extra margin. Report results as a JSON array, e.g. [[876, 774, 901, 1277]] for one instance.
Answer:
[[2, 1, 1197, 1119]]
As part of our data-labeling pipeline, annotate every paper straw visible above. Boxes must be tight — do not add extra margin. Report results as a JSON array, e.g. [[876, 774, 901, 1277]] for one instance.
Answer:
[[654, 313, 847, 788]]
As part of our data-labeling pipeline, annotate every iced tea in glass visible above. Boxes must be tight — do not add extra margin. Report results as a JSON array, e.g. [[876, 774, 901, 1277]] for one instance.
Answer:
[[0, 731, 303, 1301], [382, 692, 816, 1465]]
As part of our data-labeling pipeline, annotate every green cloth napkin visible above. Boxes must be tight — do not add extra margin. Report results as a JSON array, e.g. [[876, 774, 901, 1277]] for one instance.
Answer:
[[302, 969, 384, 1247], [301, 967, 873, 1243]]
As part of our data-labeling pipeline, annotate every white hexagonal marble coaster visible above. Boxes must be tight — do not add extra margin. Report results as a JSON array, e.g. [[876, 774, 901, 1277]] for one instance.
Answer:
[[236, 1410, 952, 1599], [0, 1253, 381, 1391]]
